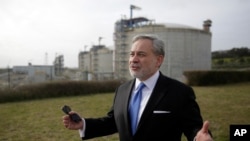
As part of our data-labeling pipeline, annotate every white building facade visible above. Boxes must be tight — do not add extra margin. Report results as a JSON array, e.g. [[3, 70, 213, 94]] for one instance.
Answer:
[[78, 45, 114, 80], [13, 65, 54, 83]]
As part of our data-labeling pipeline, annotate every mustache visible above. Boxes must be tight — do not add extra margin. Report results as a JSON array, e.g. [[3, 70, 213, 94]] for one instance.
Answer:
[[130, 63, 141, 67]]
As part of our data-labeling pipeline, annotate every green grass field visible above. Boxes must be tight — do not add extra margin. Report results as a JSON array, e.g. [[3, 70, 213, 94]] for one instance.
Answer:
[[0, 82, 249, 141]]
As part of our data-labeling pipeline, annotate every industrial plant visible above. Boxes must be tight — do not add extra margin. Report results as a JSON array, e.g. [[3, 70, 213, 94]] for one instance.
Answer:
[[79, 5, 212, 81], [0, 5, 212, 88], [113, 18, 212, 81]]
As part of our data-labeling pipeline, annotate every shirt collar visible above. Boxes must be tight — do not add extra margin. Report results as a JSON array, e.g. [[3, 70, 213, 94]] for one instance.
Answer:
[[135, 71, 160, 90]]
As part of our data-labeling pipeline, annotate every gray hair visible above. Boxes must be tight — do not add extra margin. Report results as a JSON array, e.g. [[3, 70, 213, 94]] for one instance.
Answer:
[[132, 34, 165, 56]]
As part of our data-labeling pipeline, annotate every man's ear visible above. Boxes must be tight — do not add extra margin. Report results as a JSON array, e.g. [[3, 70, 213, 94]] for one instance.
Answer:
[[157, 55, 164, 67]]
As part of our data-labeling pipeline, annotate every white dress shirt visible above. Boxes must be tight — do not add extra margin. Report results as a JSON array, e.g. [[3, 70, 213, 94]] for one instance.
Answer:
[[134, 71, 159, 124]]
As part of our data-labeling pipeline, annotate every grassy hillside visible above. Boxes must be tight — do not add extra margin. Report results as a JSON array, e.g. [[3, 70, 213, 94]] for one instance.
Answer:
[[0, 82, 249, 141]]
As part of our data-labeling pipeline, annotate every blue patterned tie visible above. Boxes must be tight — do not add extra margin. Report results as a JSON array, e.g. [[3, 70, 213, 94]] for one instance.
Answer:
[[129, 82, 145, 135]]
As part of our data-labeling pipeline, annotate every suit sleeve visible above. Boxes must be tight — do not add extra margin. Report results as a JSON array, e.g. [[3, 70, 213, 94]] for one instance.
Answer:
[[181, 86, 203, 141], [81, 106, 117, 140]]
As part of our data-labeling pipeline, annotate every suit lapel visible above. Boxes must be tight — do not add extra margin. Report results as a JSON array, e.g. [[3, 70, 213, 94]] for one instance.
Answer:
[[137, 74, 169, 130], [121, 80, 135, 134]]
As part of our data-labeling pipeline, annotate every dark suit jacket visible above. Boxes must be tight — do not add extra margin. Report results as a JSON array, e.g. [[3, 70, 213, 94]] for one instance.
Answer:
[[83, 72, 203, 141]]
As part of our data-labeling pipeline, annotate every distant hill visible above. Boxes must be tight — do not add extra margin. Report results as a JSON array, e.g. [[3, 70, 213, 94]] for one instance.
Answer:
[[212, 47, 250, 69], [212, 47, 250, 58]]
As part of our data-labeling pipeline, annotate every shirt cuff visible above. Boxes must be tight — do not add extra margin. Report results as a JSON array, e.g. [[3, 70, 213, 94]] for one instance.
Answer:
[[78, 118, 86, 137]]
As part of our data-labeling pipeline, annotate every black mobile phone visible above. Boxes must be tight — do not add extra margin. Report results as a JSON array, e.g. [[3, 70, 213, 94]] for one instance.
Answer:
[[62, 105, 82, 123]]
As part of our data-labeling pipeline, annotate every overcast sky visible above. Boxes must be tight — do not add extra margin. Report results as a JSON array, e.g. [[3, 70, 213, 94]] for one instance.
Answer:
[[0, 0, 249, 68]]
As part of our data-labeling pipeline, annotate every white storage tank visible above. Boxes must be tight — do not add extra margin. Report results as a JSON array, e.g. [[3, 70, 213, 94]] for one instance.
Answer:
[[114, 17, 212, 81]]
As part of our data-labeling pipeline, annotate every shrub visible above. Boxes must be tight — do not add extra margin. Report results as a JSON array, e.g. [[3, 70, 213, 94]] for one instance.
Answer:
[[183, 70, 250, 86], [0, 80, 122, 103]]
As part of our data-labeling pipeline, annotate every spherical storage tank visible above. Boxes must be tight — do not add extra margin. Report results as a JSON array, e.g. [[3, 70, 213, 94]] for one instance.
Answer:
[[114, 17, 212, 81]]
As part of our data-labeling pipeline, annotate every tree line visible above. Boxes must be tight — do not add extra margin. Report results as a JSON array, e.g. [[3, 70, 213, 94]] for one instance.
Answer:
[[212, 47, 250, 59]]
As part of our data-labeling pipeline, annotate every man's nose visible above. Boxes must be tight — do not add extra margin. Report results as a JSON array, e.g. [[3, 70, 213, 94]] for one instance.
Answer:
[[130, 55, 139, 62]]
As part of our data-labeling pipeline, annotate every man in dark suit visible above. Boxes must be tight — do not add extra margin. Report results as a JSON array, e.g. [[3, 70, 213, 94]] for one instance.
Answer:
[[63, 34, 213, 141]]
